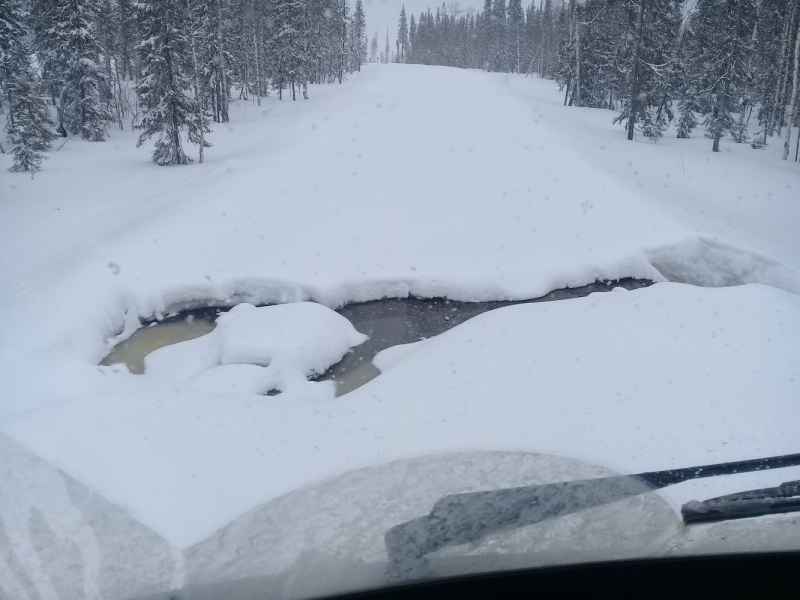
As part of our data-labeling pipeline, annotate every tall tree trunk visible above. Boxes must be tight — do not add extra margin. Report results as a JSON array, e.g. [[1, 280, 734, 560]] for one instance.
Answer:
[[164, 26, 184, 165], [736, 11, 759, 143], [796, 126, 800, 160], [217, 2, 229, 123], [119, 0, 131, 80], [783, 26, 800, 160], [772, 0, 798, 136], [186, 0, 204, 164], [114, 58, 126, 124], [713, 0, 740, 152], [574, 21, 581, 107], [627, 0, 647, 141], [253, 32, 261, 106], [563, 74, 572, 106], [712, 76, 731, 152]]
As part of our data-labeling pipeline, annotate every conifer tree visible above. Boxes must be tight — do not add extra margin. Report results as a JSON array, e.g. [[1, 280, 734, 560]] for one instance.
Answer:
[[1, 0, 57, 173], [783, 23, 800, 160], [685, 0, 754, 151], [95, 0, 123, 128], [55, 0, 114, 140], [271, 0, 305, 98], [408, 16, 416, 63], [29, 0, 66, 114], [766, 1, 799, 138], [338, 0, 350, 81], [676, 99, 699, 139], [507, 0, 523, 73], [481, 0, 493, 69], [134, 0, 211, 165], [117, 0, 137, 81], [491, 0, 507, 71], [397, 6, 409, 63], [370, 31, 379, 62], [352, 0, 367, 69], [628, 1, 681, 141]]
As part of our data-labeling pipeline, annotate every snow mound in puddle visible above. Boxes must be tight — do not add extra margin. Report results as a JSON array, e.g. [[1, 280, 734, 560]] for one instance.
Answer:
[[646, 237, 800, 294], [144, 302, 368, 399]]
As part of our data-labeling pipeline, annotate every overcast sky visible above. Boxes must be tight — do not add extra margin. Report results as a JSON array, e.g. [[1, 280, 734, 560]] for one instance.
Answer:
[[362, 0, 479, 56]]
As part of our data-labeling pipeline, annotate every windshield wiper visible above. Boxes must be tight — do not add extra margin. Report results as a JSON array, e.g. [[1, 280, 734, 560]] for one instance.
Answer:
[[682, 479, 800, 524], [384, 452, 800, 580]]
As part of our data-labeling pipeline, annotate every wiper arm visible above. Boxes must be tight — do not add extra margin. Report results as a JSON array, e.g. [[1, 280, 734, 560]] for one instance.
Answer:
[[384, 452, 800, 580], [682, 479, 800, 524]]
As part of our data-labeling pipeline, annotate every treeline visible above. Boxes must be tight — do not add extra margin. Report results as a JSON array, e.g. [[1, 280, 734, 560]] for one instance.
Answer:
[[398, 0, 800, 157], [0, 0, 368, 173]]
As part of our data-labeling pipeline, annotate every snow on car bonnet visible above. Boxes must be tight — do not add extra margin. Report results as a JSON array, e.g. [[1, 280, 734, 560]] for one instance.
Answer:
[[144, 302, 368, 399]]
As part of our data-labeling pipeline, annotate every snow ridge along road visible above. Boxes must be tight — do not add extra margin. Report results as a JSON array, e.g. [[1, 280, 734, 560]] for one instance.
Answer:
[[1, 65, 799, 549]]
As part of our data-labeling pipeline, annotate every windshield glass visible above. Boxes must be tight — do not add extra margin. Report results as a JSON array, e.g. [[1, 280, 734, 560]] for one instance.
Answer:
[[1, 0, 799, 598]]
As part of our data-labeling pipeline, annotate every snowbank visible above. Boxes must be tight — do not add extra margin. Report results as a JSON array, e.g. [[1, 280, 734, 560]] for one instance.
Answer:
[[645, 236, 800, 294]]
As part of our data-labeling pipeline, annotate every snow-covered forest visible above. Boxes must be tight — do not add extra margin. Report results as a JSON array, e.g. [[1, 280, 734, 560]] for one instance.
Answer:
[[0, 0, 368, 170], [398, 0, 800, 153], [3, 0, 800, 172]]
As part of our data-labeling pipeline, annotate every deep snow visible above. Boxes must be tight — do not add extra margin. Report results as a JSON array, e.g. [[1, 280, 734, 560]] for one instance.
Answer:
[[1, 64, 799, 562]]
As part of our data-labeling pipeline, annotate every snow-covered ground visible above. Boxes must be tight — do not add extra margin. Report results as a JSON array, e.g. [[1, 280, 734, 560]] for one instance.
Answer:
[[1, 64, 799, 596]]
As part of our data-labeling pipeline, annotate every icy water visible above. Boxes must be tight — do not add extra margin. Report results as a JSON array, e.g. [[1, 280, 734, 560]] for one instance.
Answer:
[[100, 278, 653, 394], [101, 316, 216, 375]]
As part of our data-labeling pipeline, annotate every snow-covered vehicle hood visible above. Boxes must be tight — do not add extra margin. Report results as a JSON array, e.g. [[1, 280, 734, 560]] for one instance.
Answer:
[[170, 451, 800, 600], [5, 433, 798, 600]]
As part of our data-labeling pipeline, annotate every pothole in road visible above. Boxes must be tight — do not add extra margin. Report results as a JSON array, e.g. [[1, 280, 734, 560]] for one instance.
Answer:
[[100, 278, 653, 396]]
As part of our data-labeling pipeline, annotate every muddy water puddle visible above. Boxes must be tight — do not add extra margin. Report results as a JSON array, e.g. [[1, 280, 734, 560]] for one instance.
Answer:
[[101, 315, 217, 374], [101, 278, 653, 395]]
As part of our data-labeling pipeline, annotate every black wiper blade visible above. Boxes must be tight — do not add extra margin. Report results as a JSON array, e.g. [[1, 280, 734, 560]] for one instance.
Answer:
[[384, 452, 800, 580], [682, 479, 800, 524]]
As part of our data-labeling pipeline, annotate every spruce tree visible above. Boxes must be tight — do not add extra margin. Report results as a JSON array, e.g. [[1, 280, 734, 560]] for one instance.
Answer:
[[685, 0, 754, 152], [370, 31, 379, 62], [96, 0, 122, 128], [481, 0, 493, 69], [408, 16, 416, 63], [352, 0, 366, 69], [29, 0, 66, 115], [336, 0, 350, 81], [270, 0, 305, 98], [507, 0, 523, 73], [1, 0, 57, 173], [676, 99, 699, 138], [782, 23, 800, 160], [55, 0, 114, 140], [397, 6, 409, 63], [198, 0, 232, 122], [117, 0, 137, 81], [491, 0, 507, 71], [134, 0, 211, 165]]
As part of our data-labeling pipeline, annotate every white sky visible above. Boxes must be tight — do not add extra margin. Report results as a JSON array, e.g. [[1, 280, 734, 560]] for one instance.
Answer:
[[362, 0, 479, 56]]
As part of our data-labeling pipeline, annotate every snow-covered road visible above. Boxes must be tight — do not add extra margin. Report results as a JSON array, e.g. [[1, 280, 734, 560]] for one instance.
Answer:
[[1, 64, 799, 559]]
